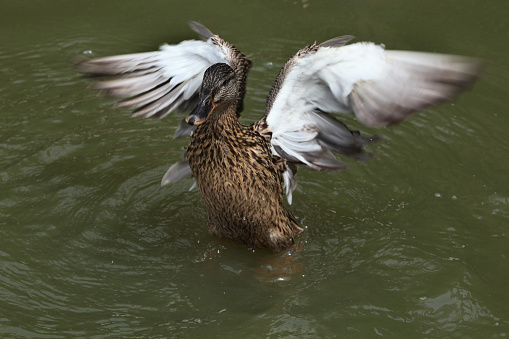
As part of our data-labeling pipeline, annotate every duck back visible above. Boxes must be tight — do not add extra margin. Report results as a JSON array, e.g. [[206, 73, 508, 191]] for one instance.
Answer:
[[187, 116, 302, 251]]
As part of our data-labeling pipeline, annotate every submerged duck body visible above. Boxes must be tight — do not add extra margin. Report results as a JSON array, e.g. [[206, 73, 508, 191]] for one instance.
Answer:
[[187, 99, 302, 251], [185, 63, 301, 251], [77, 22, 482, 251]]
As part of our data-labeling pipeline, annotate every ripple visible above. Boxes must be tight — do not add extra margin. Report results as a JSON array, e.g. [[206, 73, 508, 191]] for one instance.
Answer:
[[0, 2, 508, 337]]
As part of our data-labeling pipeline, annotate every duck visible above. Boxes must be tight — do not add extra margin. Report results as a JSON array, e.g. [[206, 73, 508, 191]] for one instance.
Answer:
[[76, 21, 482, 251]]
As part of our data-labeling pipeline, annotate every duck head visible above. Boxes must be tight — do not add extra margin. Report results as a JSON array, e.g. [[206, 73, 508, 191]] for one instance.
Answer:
[[186, 63, 239, 125]]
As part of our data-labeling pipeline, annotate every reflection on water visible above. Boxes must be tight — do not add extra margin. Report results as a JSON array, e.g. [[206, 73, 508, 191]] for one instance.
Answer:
[[1, 0, 509, 337]]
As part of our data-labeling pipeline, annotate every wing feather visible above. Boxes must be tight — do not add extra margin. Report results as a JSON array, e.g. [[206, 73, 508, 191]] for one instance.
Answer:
[[76, 39, 228, 119], [263, 39, 483, 171], [261, 38, 482, 201], [161, 154, 192, 186], [76, 22, 251, 121], [77, 22, 252, 185]]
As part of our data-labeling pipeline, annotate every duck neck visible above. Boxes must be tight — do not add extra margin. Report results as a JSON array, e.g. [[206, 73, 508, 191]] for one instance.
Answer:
[[206, 103, 240, 132]]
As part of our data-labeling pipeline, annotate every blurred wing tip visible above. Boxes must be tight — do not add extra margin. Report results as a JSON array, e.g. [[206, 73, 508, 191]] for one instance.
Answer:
[[348, 51, 485, 128], [130, 110, 150, 118], [188, 21, 215, 40], [161, 159, 192, 186], [173, 118, 196, 138], [318, 35, 356, 48], [462, 58, 486, 83]]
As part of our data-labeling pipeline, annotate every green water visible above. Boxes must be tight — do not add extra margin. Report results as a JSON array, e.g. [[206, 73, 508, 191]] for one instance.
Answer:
[[1, 0, 508, 337]]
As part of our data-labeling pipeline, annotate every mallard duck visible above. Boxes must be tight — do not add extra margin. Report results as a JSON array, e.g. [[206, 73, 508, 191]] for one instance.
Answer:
[[77, 21, 482, 251]]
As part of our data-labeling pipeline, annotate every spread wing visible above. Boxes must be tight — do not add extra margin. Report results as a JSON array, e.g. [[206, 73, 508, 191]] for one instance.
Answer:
[[260, 37, 483, 200], [76, 21, 251, 120], [76, 21, 252, 185]]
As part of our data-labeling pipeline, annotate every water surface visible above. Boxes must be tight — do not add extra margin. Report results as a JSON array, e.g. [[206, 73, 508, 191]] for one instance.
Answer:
[[1, 0, 508, 337]]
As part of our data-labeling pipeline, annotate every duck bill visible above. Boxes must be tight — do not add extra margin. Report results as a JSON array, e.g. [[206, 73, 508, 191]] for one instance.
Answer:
[[185, 97, 214, 125]]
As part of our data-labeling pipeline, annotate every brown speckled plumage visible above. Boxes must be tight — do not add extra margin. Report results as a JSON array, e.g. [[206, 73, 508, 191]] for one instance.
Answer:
[[186, 64, 302, 251]]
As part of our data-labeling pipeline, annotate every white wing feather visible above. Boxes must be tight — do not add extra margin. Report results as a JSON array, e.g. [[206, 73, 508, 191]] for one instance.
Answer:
[[77, 39, 229, 118], [265, 41, 482, 171], [78, 22, 252, 186]]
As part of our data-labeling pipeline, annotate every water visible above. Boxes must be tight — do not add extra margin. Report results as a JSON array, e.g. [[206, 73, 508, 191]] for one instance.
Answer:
[[1, 0, 508, 337]]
